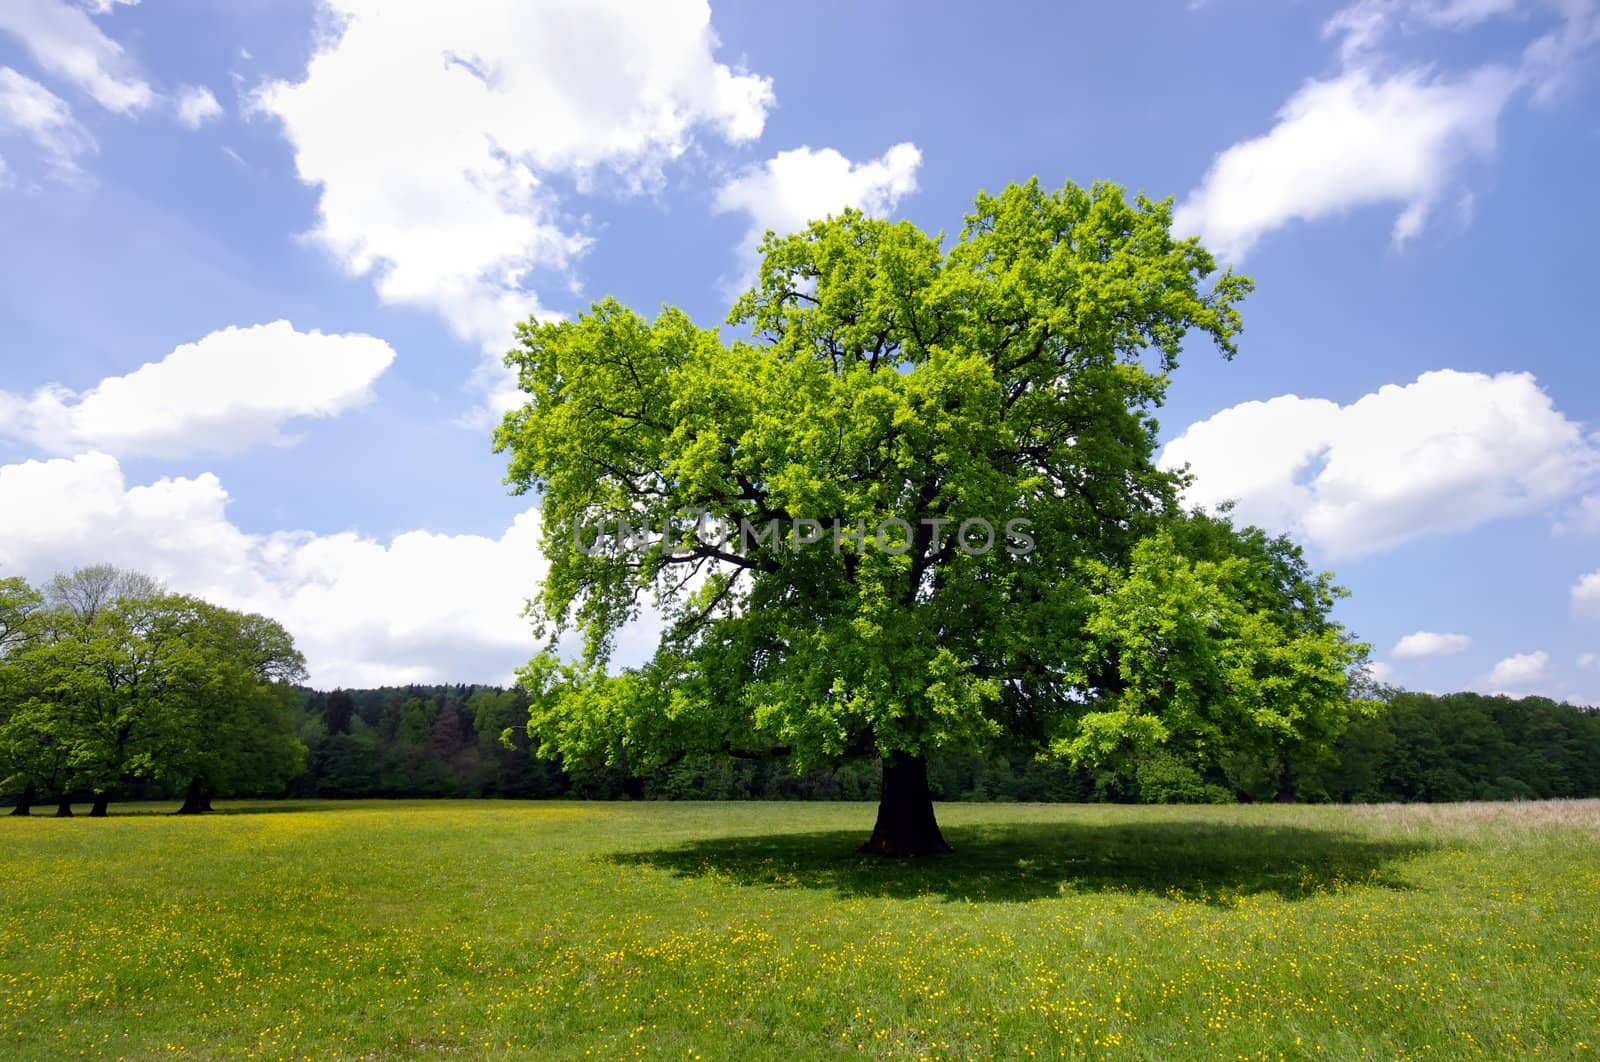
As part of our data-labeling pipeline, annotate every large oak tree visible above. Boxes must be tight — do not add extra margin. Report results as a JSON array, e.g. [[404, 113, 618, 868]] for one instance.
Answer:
[[496, 178, 1365, 854]]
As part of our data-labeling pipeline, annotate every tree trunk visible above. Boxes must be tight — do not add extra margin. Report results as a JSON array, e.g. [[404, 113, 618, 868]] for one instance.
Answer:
[[1274, 763, 1297, 804], [9, 783, 36, 816], [89, 794, 110, 817], [860, 753, 951, 857], [53, 798, 73, 818], [175, 777, 213, 815]]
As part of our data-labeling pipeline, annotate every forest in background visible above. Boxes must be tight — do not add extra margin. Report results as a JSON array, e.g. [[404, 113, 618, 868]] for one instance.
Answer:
[[283, 685, 1600, 806]]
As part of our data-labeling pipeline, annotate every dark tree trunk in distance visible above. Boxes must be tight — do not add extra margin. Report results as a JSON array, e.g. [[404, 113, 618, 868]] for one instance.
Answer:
[[861, 753, 951, 857], [176, 777, 213, 815], [9, 783, 36, 816], [1274, 764, 1297, 804], [89, 795, 110, 817], [53, 799, 72, 818]]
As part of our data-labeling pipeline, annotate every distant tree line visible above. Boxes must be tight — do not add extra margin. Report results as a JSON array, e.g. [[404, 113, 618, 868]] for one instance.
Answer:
[[285, 683, 1600, 806], [6, 568, 1598, 811]]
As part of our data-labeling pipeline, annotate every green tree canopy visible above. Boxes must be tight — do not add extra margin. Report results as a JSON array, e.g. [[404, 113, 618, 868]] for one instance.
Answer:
[[1067, 508, 1374, 801], [2, 568, 179, 816], [496, 178, 1363, 854], [160, 597, 308, 813], [0, 576, 43, 658], [0, 575, 48, 814], [0, 566, 307, 816]]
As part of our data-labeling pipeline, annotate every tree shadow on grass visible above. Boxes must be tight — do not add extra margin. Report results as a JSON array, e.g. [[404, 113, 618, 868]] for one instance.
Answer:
[[610, 819, 1432, 905]]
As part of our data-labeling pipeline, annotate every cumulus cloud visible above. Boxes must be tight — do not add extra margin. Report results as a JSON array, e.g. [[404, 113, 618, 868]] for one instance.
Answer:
[[0, 453, 659, 686], [1393, 631, 1472, 658], [174, 85, 222, 129], [0, 0, 152, 113], [0, 321, 395, 459], [1487, 649, 1550, 689], [714, 142, 922, 286], [1574, 570, 1600, 616], [255, 0, 774, 383], [1175, 0, 1599, 259], [0, 66, 94, 176], [1580, 652, 1599, 672], [1160, 369, 1600, 558], [0, 453, 539, 686], [1174, 65, 1514, 259]]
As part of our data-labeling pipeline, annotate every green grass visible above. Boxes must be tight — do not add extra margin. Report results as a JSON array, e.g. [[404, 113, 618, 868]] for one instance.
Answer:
[[3, 800, 1598, 1059]]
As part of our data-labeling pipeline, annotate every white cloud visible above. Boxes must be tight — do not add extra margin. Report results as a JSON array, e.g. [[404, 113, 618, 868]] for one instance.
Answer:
[[0, 453, 665, 686], [0, 321, 395, 459], [174, 85, 222, 129], [1554, 494, 1600, 536], [0, 0, 152, 113], [0, 66, 95, 175], [1522, 2, 1600, 101], [1574, 570, 1600, 616], [713, 142, 923, 282], [1336, 2, 1600, 102], [1579, 652, 1599, 671], [1326, 0, 1525, 64], [1393, 630, 1472, 657], [1174, 65, 1515, 260], [82, 0, 139, 13], [1160, 369, 1600, 558], [1487, 649, 1550, 689], [255, 0, 774, 373], [1176, 0, 1599, 260], [0, 453, 559, 686], [1367, 660, 1396, 683], [0, 444, 675, 681]]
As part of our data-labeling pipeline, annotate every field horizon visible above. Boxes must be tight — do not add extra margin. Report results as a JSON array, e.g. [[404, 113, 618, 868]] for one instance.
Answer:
[[5, 798, 1598, 1058]]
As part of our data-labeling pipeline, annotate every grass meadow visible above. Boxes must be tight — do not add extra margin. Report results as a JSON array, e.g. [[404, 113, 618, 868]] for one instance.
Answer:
[[2, 799, 1598, 1059]]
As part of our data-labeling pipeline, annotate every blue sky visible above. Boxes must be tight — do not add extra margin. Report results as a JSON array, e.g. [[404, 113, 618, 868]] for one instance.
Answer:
[[1, 0, 1597, 693]]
